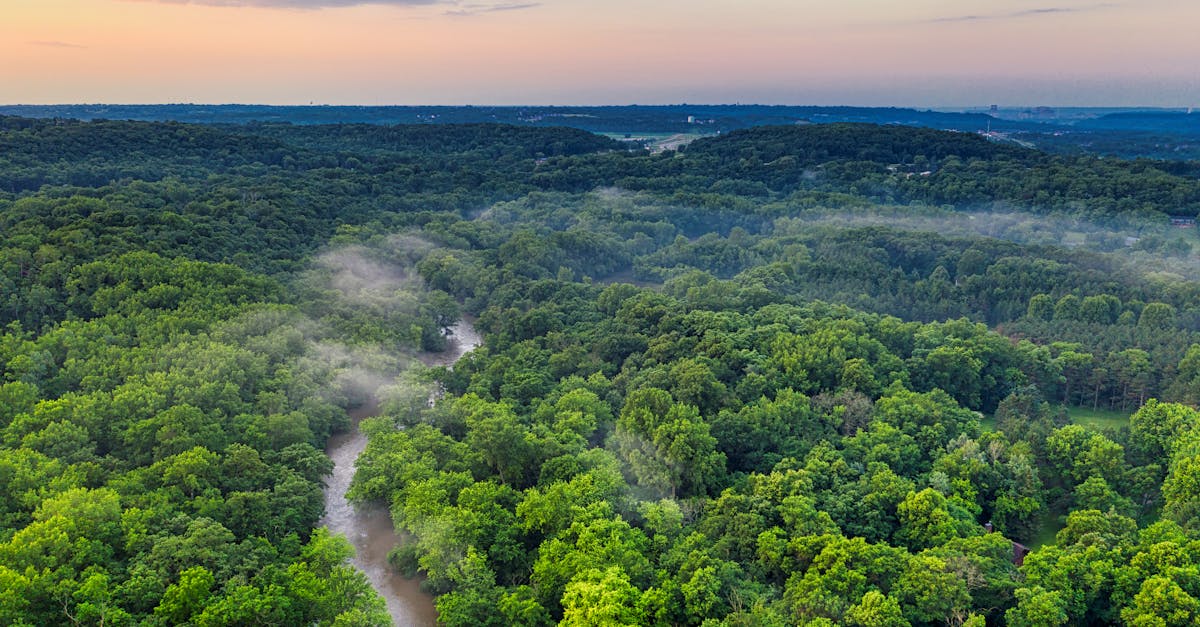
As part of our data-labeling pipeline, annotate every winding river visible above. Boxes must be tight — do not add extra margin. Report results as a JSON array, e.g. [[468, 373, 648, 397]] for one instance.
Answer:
[[321, 319, 482, 627]]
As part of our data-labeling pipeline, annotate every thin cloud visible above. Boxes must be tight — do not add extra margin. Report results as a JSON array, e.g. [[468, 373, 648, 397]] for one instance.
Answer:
[[133, 0, 440, 8], [29, 40, 88, 49], [444, 2, 539, 16], [133, 0, 539, 10], [928, 3, 1118, 23]]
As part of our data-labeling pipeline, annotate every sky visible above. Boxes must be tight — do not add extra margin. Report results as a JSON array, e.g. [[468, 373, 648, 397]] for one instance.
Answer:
[[3, 0, 1198, 107]]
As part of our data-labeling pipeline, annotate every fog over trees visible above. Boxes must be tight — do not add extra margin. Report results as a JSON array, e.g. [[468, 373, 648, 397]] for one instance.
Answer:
[[3, 115, 1200, 625]]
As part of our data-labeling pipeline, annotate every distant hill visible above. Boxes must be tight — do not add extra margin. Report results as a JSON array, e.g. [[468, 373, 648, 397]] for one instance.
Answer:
[[6, 103, 1198, 160], [683, 123, 1028, 164], [1076, 111, 1200, 134], [0, 103, 1027, 134]]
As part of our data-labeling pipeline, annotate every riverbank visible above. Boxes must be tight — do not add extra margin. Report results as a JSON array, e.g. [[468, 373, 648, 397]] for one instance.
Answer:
[[320, 318, 481, 626]]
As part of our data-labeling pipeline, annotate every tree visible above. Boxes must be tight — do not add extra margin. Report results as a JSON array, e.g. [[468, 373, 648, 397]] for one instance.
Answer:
[[0, 381, 38, 430], [1079, 294, 1120, 325], [614, 389, 725, 498], [434, 547, 508, 627], [530, 513, 652, 615], [1162, 451, 1200, 529], [192, 583, 292, 626], [668, 358, 728, 414], [153, 566, 215, 624], [1110, 349, 1153, 410], [1165, 345, 1200, 406], [844, 590, 910, 627], [1120, 576, 1200, 627], [1053, 350, 1093, 406], [1138, 302, 1176, 330], [1074, 476, 1134, 517], [458, 394, 536, 487], [994, 385, 1064, 451], [1005, 587, 1068, 627], [874, 387, 978, 467], [1045, 425, 1127, 487], [782, 535, 906, 623], [1129, 400, 1199, 465], [895, 488, 964, 551], [560, 567, 643, 627], [914, 345, 984, 409], [287, 529, 389, 625], [1053, 295, 1081, 321], [1026, 294, 1054, 322], [891, 554, 971, 626]]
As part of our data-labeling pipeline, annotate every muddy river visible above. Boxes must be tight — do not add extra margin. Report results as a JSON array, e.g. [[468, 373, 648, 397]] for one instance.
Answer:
[[320, 319, 482, 626]]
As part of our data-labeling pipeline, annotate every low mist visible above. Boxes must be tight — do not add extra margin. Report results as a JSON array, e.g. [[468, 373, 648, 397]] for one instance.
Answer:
[[775, 204, 1200, 280]]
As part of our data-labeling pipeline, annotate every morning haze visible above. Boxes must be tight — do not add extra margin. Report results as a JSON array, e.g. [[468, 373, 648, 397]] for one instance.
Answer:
[[6, 1, 1200, 626]]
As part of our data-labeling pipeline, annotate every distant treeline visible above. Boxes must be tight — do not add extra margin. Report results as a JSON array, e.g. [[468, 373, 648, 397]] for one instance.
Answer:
[[4, 103, 1199, 159]]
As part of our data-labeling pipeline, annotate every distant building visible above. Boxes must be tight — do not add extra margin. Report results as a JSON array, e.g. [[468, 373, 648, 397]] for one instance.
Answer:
[[1013, 542, 1031, 567], [1019, 106, 1057, 120], [983, 520, 1030, 566], [1169, 215, 1197, 228]]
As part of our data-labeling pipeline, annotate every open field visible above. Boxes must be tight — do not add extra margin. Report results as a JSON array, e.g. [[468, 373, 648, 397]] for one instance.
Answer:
[[982, 405, 1131, 434], [602, 131, 708, 152], [1028, 509, 1066, 549], [1067, 405, 1132, 431]]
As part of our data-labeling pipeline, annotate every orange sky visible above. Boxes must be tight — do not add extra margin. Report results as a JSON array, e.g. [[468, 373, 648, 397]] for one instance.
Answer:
[[3, 0, 1198, 106]]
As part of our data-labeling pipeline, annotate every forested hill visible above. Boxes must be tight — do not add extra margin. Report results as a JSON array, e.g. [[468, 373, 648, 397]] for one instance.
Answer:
[[684, 123, 1030, 163], [5, 116, 1199, 219], [0, 116, 303, 190], [6, 103, 1198, 160], [0, 116, 619, 193], [5, 116, 1200, 625], [243, 122, 624, 159], [664, 124, 1200, 217]]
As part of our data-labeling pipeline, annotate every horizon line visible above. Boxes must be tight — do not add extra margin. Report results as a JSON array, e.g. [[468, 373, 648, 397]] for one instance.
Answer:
[[0, 102, 1193, 110]]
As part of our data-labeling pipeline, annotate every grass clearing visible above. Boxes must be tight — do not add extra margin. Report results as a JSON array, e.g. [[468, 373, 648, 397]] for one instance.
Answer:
[[601, 132, 708, 152], [980, 405, 1130, 433], [1067, 405, 1131, 432], [1028, 509, 1066, 549]]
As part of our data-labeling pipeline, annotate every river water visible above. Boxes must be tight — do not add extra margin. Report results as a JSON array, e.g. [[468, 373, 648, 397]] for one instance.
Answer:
[[320, 319, 482, 627]]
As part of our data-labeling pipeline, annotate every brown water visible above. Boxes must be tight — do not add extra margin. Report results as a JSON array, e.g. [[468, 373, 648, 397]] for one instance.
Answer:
[[320, 319, 482, 627], [417, 318, 482, 369]]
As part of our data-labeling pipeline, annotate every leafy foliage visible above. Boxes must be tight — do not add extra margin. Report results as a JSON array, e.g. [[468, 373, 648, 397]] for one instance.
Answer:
[[5, 115, 1200, 625]]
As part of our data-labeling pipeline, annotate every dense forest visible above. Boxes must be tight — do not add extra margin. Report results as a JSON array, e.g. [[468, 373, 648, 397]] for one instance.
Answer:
[[6, 104, 1199, 160], [3, 115, 1200, 625]]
